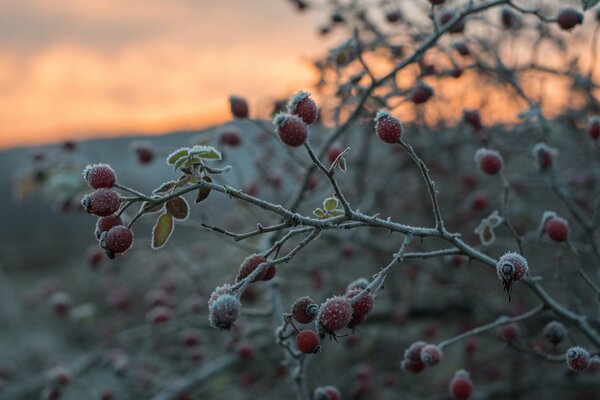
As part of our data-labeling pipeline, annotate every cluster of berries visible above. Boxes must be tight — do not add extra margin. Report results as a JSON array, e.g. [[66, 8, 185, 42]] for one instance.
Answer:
[[81, 164, 134, 259], [401, 341, 443, 373], [273, 91, 319, 147]]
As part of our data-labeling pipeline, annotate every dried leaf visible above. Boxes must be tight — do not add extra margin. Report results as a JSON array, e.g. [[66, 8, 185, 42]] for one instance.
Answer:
[[195, 176, 213, 204], [152, 213, 174, 249], [166, 196, 190, 220]]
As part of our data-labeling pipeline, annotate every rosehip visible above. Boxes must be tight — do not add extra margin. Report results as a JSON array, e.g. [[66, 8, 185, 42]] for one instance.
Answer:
[[146, 305, 171, 325], [180, 329, 201, 347], [420, 344, 443, 366], [95, 215, 124, 239], [208, 284, 234, 307], [81, 189, 122, 217], [237, 341, 255, 360], [544, 216, 569, 242], [410, 82, 434, 104], [314, 386, 341, 400], [229, 96, 249, 118], [83, 164, 116, 189], [317, 296, 353, 335], [543, 321, 566, 345], [497, 322, 521, 342], [566, 346, 590, 372], [237, 254, 270, 282], [327, 146, 343, 164], [209, 294, 241, 329], [463, 109, 481, 131], [273, 113, 308, 147], [532, 143, 555, 171], [474, 148, 503, 175], [346, 278, 369, 292], [296, 329, 321, 354], [449, 370, 473, 399], [287, 90, 319, 124], [49, 365, 71, 386], [374, 111, 403, 143], [345, 289, 373, 328], [133, 141, 155, 164], [291, 296, 318, 324], [86, 246, 104, 269], [220, 129, 242, 146], [438, 9, 464, 33], [102, 226, 134, 254], [496, 252, 528, 297], [557, 8, 583, 31], [50, 292, 71, 317], [402, 341, 427, 373]]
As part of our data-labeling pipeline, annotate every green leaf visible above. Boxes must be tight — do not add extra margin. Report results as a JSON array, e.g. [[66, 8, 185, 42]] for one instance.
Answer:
[[189, 145, 222, 160], [337, 156, 347, 173], [582, 0, 599, 10], [173, 156, 188, 171], [167, 148, 189, 165], [152, 213, 174, 249], [323, 197, 339, 212], [165, 196, 190, 220], [313, 208, 325, 218], [328, 209, 345, 217]]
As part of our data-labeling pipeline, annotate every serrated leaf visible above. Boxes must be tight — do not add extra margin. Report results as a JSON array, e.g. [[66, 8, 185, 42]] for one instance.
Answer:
[[152, 213, 174, 249], [142, 201, 165, 213], [153, 181, 176, 194], [189, 145, 222, 160], [173, 156, 189, 171], [195, 176, 212, 203], [582, 0, 599, 10], [328, 209, 345, 217], [166, 196, 189, 220], [167, 148, 189, 165], [323, 197, 339, 212], [313, 208, 325, 218]]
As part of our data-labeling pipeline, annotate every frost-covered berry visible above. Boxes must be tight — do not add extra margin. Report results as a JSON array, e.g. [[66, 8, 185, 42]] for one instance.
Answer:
[[438, 9, 464, 33], [180, 329, 201, 347], [208, 284, 234, 307], [83, 164, 116, 189], [273, 113, 308, 147], [49, 365, 72, 386], [237, 254, 270, 282], [133, 141, 155, 164], [420, 344, 443, 366], [50, 292, 71, 317], [327, 146, 343, 164], [543, 321, 566, 345], [220, 129, 242, 146], [209, 293, 241, 330], [102, 226, 134, 254], [557, 8, 583, 31], [497, 322, 521, 342], [95, 215, 123, 239], [410, 82, 434, 104], [146, 305, 171, 325], [314, 386, 342, 400], [346, 278, 369, 292], [291, 296, 318, 324], [287, 90, 319, 124], [81, 189, 122, 217], [86, 246, 103, 268], [544, 216, 569, 242], [374, 112, 403, 143], [229, 95, 249, 118], [237, 341, 255, 360], [317, 296, 353, 335], [496, 252, 528, 295], [566, 346, 590, 372], [345, 289, 374, 328], [261, 265, 277, 281], [532, 143, 555, 171], [589, 117, 600, 140], [475, 148, 503, 175], [449, 370, 473, 399], [296, 329, 321, 354], [402, 341, 427, 373]]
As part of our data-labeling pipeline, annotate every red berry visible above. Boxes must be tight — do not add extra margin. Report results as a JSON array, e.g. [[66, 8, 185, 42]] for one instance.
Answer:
[[471, 192, 488, 212], [410, 82, 434, 104], [402, 341, 427, 373], [374, 112, 403, 143], [133, 141, 155, 164], [180, 329, 201, 346], [566, 346, 590, 372], [95, 215, 124, 239], [296, 329, 321, 354], [82, 189, 122, 217], [474, 148, 503, 175], [496, 252, 528, 283], [314, 386, 341, 400], [50, 292, 71, 317], [420, 344, 443, 366], [497, 322, 521, 342], [287, 90, 319, 124], [209, 293, 240, 330], [463, 109, 482, 131], [86, 245, 104, 269], [449, 370, 473, 399], [229, 96, 249, 118], [100, 389, 115, 400], [532, 143, 554, 171], [237, 341, 255, 360], [345, 289, 374, 328], [102, 226, 134, 254], [62, 140, 77, 151], [261, 265, 277, 281], [273, 113, 308, 147], [346, 278, 369, 292], [220, 129, 242, 146], [49, 365, 71, 386], [146, 305, 171, 325], [438, 9, 464, 33], [589, 117, 600, 139], [543, 321, 566, 345], [557, 8, 583, 31], [83, 164, 116, 189], [317, 296, 353, 334], [291, 296, 318, 324], [327, 146, 343, 164], [208, 284, 234, 307], [544, 216, 569, 242], [237, 254, 269, 282]]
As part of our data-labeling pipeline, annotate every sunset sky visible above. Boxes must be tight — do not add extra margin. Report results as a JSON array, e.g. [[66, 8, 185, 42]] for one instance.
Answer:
[[0, 0, 328, 149]]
